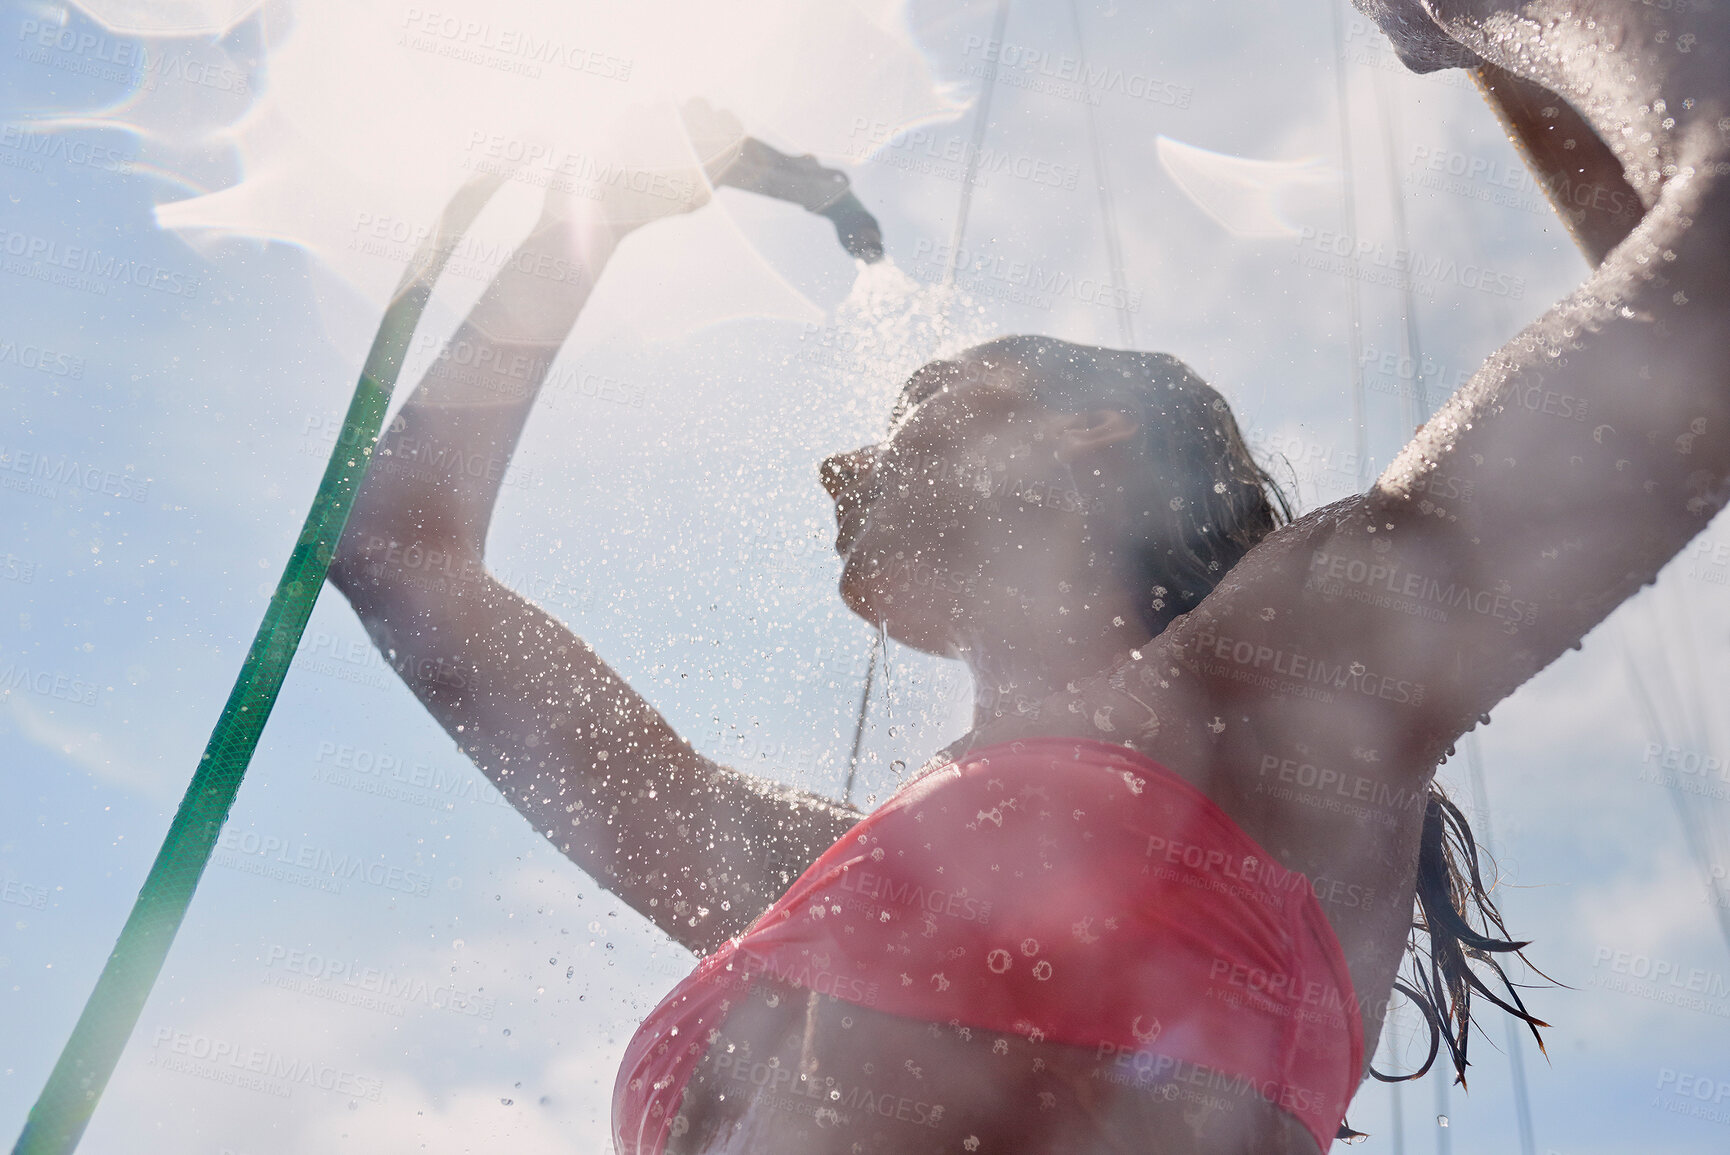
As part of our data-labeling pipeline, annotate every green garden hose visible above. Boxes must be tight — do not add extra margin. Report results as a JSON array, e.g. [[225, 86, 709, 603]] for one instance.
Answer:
[[11, 174, 506, 1155]]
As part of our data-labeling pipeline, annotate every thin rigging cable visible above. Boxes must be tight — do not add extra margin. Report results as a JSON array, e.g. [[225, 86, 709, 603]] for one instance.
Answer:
[[1656, 584, 1730, 919], [847, 0, 1012, 799], [1462, 735, 1539, 1155], [1372, 55, 1543, 1151], [944, 0, 1013, 292], [1435, 1075, 1452, 1155], [1065, 0, 1136, 348], [1622, 620, 1730, 955], [1634, 600, 1730, 922], [1384, 1001, 1408, 1155], [1366, 48, 1552, 1150], [1328, 0, 1370, 488], [843, 633, 879, 806], [1371, 64, 1428, 430]]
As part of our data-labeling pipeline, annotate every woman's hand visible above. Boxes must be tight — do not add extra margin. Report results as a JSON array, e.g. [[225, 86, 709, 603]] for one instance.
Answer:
[[592, 99, 884, 260]]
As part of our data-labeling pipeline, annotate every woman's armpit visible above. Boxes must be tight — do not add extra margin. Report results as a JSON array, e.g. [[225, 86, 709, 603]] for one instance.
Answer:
[[1158, 497, 1485, 772]]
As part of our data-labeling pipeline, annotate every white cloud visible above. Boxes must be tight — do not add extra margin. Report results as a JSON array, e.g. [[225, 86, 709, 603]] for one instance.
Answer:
[[6, 695, 171, 800]]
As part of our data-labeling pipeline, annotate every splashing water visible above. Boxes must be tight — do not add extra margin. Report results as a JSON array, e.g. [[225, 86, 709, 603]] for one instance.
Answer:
[[817, 257, 996, 433]]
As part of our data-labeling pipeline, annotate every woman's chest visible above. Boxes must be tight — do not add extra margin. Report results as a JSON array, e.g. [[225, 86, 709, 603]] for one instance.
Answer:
[[674, 992, 1322, 1155]]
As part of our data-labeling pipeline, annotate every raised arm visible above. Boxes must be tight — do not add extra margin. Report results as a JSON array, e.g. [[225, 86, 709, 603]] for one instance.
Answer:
[[329, 122, 862, 957], [1143, 4, 1730, 803]]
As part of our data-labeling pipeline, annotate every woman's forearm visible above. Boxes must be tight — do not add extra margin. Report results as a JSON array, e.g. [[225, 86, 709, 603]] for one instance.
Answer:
[[337, 193, 620, 567], [1118, 150, 1730, 798], [1349, 157, 1730, 737], [1472, 63, 1645, 266]]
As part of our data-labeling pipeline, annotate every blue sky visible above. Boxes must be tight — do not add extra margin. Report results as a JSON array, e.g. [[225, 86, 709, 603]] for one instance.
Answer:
[[3, 1, 1730, 1153]]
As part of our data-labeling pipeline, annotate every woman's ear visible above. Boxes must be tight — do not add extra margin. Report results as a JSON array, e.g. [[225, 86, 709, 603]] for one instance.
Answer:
[[1053, 408, 1140, 465]]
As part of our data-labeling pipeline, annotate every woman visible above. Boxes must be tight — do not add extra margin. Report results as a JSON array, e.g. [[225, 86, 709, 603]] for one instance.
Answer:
[[330, 3, 1730, 1150]]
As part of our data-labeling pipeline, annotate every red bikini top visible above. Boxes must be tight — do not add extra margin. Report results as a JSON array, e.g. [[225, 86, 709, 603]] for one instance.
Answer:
[[615, 737, 1365, 1154]]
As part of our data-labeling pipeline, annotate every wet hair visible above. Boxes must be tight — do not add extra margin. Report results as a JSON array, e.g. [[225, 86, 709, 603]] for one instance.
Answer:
[[916, 335, 1548, 1132], [931, 335, 1292, 635], [1382, 791, 1551, 1089]]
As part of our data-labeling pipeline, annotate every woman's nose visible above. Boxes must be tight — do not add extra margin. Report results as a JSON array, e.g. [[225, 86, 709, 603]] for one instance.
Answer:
[[820, 447, 878, 500]]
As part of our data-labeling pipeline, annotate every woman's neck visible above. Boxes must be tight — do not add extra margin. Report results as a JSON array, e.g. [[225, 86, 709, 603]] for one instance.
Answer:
[[956, 588, 1154, 730]]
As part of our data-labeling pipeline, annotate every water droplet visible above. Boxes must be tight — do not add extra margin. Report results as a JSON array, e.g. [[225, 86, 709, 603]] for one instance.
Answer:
[[890, 759, 907, 777], [1437, 1115, 1449, 1127]]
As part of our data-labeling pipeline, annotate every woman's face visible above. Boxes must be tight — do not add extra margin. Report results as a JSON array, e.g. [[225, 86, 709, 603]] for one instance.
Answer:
[[819, 357, 1108, 656]]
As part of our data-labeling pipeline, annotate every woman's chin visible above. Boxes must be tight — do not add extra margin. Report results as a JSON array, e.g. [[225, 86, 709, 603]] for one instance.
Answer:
[[838, 566, 954, 657]]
